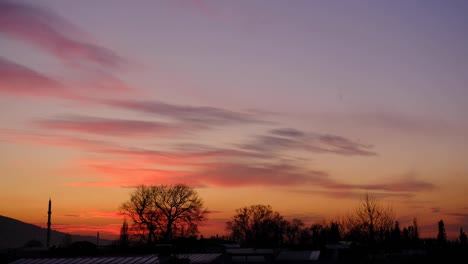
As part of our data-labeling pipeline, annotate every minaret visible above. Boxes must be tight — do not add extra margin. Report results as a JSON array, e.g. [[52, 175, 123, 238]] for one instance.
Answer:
[[47, 198, 52, 248]]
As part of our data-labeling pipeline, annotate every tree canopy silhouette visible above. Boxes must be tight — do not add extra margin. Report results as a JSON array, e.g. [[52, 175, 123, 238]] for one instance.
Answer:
[[437, 219, 447, 245], [120, 184, 207, 243], [226, 204, 285, 247], [343, 193, 395, 244], [119, 219, 129, 247]]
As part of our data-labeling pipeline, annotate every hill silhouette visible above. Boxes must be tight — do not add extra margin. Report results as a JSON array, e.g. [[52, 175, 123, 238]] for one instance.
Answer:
[[0, 215, 112, 249]]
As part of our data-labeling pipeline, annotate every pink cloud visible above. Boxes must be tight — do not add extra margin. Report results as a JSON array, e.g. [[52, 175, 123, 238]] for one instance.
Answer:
[[0, 128, 434, 193], [64, 158, 323, 188], [0, 56, 135, 101], [34, 116, 185, 137], [80, 71, 134, 93], [0, 1, 125, 68], [0, 56, 78, 98], [193, 162, 329, 187], [64, 158, 197, 187], [105, 146, 269, 167], [103, 99, 271, 126], [0, 128, 116, 150], [242, 128, 377, 156]]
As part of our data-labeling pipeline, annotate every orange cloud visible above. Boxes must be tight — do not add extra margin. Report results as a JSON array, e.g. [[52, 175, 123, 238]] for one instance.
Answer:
[[0, 128, 434, 194]]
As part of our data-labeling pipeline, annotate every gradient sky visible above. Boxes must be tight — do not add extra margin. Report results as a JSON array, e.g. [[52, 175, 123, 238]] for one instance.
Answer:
[[1, 0, 467, 241]]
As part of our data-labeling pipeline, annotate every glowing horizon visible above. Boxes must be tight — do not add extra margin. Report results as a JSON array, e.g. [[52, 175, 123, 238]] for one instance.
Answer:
[[1, 0, 467, 241]]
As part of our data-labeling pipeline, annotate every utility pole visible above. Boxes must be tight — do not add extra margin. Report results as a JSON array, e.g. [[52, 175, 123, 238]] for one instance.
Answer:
[[47, 198, 52, 248]]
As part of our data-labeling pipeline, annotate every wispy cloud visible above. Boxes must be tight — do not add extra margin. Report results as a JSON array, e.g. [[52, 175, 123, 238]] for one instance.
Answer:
[[61, 214, 80, 218], [315, 180, 434, 194], [104, 146, 270, 166], [0, 128, 115, 151], [103, 99, 270, 126], [2, 127, 431, 195], [34, 115, 185, 137], [57, 210, 121, 219], [0, 127, 431, 195], [271, 128, 305, 138], [0, 0, 125, 68], [64, 158, 328, 188], [64, 161, 195, 188], [292, 189, 414, 200], [445, 212, 468, 218], [242, 128, 377, 156], [351, 179, 434, 192], [75, 155, 434, 193], [309, 111, 464, 136], [193, 162, 330, 187], [0, 56, 77, 98]]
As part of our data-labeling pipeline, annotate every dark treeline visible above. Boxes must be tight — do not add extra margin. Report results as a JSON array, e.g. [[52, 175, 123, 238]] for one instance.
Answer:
[[117, 185, 467, 251], [3, 184, 466, 264], [107, 187, 468, 263]]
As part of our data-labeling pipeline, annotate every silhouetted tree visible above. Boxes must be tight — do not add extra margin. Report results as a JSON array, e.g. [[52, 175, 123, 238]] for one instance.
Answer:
[[437, 219, 447, 245], [226, 204, 285, 247], [328, 221, 341, 243], [120, 184, 207, 243], [459, 227, 467, 246], [343, 193, 395, 245], [119, 219, 129, 247], [310, 223, 324, 247], [391, 221, 401, 242], [402, 227, 410, 241], [411, 218, 419, 241], [285, 218, 304, 244]]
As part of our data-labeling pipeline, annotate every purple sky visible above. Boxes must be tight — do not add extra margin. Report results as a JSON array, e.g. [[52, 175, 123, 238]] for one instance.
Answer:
[[1, 0, 467, 240]]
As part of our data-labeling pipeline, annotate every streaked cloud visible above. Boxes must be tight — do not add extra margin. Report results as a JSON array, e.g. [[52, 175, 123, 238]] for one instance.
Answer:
[[65, 160, 194, 188], [0, 56, 77, 98], [444, 212, 468, 218], [1, 127, 431, 194], [292, 189, 414, 200], [193, 162, 330, 187], [64, 157, 328, 188], [103, 99, 270, 126], [271, 128, 305, 138], [60, 214, 80, 218], [242, 128, 377, 156], [0, 0, 125, 68], [0, 128, 114, 151], [104, 146, 270, 166], [34, 115, 185, 137], [57, 210, 121, 219], [309, 111, 466, 136], [351, 179, 435, 192]]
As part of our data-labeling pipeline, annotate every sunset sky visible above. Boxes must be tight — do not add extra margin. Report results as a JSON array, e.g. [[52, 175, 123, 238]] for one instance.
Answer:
[[1, 0, 467, 241]]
